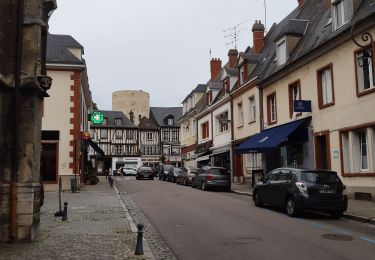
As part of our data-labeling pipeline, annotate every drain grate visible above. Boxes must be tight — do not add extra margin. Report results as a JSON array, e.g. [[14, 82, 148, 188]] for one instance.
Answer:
[[322, 234, 354, 241], [234, 237, 264, 245]]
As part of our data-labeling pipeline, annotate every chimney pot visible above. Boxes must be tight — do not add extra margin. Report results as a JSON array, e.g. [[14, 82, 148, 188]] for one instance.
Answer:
[[252, 20, 265, 54], [228, 49, 238, 69]]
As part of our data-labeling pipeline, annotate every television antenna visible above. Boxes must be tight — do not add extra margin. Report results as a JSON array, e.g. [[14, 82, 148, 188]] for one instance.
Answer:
[[223, 20, 247, 49], [256, 0, 267, 32]]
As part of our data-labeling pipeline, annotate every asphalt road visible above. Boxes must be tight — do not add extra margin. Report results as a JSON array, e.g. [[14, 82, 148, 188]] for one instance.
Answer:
[[115, 177, 375, 260]]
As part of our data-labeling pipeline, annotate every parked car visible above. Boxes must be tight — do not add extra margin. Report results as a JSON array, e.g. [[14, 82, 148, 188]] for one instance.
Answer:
[[177, 168, 197, 186], [121, 167, 137, 176], [136, 166, 154, 180], [191, 166, 231, 191], [252, 167, 348, 218], [167, 167, 181, 183], [159, 164, 174, 181]]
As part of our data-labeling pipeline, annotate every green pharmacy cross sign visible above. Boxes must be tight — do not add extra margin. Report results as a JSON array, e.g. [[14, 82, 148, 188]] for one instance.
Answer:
[[91, 112, 104, 124]]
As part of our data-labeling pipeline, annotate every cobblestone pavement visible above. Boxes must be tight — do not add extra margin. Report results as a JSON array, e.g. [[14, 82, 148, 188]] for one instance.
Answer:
[[116, 180, 177, 260], [0, 177, 149, 260]]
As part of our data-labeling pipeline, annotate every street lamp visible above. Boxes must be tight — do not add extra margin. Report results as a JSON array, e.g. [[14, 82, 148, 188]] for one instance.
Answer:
[[351, 16, 374, 67]]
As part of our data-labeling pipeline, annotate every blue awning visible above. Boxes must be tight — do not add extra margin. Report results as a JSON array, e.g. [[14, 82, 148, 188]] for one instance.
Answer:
[[235, 117, 310, 154]]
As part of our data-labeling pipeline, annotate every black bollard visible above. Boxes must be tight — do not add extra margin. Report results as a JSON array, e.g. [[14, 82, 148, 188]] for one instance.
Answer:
[[54, 176, 63, 217], [135, 224, 144, 255], [62, 202, 68, 221]]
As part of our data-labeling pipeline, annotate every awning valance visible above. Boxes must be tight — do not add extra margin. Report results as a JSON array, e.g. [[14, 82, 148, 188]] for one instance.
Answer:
[[235, 117, 310, 154]]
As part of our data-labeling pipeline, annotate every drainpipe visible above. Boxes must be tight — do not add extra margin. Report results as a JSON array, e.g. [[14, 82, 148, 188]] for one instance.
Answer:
[[10, 0, 25, 242]]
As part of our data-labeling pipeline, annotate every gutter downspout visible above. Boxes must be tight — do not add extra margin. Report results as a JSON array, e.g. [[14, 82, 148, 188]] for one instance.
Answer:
[[10, 0, 25, 242]]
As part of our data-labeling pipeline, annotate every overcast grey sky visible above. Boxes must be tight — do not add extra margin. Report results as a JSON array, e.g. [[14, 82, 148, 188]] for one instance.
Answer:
[[49, 0, 298, 110]]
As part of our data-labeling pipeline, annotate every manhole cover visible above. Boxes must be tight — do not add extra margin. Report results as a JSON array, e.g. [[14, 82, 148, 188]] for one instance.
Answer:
[[234, 237, 264, 245], [322, 234, 354, 241]]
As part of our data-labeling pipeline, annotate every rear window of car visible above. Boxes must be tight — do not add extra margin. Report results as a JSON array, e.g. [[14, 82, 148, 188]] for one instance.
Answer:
[[210, 168, 229, 175], [173, 168, 181, 173], [301, 171, 341, 184], [164, 165, 174, 170], [139, 167, 152, 171]]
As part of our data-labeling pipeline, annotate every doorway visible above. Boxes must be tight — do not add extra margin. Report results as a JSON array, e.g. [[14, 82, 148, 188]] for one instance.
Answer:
[[40, 142, 58, 183], [314, 131, 331, 170]]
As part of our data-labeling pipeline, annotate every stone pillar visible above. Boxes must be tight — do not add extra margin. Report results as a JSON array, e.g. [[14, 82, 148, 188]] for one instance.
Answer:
[[0, 0, 57, 242]]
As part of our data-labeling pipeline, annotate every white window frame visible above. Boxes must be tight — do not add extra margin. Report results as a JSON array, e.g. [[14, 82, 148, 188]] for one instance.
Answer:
[[321, 68, 333, 104], [168, 118, 174, 126], [332, 0, 352, 30], [115, 130, 122, 139], [237, 102, 244, 127], [359, 129, 369, 171], [269, 95, 277, 123], [355, 47, 375, 93], [276, 37, 287, 66], [248, 96, 256, 123]]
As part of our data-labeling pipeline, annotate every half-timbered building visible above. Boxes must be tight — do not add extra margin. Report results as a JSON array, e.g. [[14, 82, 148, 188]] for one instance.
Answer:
[[138, 116, 161, 167], [90, 110, 140, 172]]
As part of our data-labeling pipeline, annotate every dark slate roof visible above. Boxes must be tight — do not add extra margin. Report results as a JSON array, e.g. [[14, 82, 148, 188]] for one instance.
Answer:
[[224, 67, 238, 77], [252, 0, 375, 84], [47, 33, 85, 65], [275, 19, 309, 40], [93, 110, 136, 128], [138, 116, 159, 129], [150, 107, 182, 127], [182, 84, 207, 103]]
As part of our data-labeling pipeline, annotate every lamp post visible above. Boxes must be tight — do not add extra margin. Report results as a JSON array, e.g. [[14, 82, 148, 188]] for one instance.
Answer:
[[350, 15, 374, 67]]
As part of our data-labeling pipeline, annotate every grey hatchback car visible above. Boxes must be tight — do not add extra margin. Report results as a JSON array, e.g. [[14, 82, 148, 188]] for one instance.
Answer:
[[192, 166, 231, 191], [253, 168, 348, 218]]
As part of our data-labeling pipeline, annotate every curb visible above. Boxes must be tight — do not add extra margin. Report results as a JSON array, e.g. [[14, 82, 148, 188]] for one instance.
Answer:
[[343, 213, 375, 225], [232, 190, 375, 226], [114, 185, 155, 260]]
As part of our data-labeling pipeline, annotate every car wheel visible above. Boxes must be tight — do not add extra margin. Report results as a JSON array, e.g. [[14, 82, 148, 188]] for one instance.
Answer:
[[285, 197, 298, 217], [201, 181, 206, 191], [136, 177, 140, 180], [254, 192, 263, 207], [330, 210, 344, 219]]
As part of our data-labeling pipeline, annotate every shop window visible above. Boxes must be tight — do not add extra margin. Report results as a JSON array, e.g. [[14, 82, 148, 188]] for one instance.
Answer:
[[340, 126, 375, 176], [355, 46, 375, 96], [317, 64, 335, 108]]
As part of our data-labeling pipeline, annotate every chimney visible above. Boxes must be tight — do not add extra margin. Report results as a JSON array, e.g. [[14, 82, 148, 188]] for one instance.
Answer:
[[210, 58, 222, 81], [252, 20, 265, 54], [298, 0, 305, 7], [228, 49, 238, 69]]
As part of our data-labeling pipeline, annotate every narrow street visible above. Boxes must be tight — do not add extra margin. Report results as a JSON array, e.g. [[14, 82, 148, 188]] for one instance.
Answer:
[[115, 177, 375, 260]]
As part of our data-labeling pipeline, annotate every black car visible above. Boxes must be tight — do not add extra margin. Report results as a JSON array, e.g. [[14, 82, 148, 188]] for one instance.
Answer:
[[136, 166, 154, 180], [159, 164, 174, 181], [253, 168, 348, 218], [167, 167, 181, 183], [192, 166, 231, 191]]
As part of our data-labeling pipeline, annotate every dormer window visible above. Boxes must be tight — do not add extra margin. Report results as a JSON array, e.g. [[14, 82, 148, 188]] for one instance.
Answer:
[[114, 118, 122, 126], [168, 118, 174, 126], [276, 37, 287, 66], [332, 0, 352, 30], [239, 66, 245, 85]]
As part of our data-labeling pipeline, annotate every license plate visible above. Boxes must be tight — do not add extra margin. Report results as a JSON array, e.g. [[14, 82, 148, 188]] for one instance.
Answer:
[[319, 189, 335, 194]]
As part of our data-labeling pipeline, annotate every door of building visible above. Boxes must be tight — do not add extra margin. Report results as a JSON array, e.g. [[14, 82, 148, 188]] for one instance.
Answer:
[[40, 142, 58, 183], [314, 131, 331, 170]]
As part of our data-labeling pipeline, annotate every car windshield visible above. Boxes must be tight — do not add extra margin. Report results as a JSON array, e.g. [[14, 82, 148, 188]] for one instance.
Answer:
[[173, 168, 181, 173], [210, 168, 228, 175], [301, 171, 341, 184]]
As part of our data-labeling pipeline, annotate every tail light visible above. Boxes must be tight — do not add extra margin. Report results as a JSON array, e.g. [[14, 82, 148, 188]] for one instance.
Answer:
[[296, 182, 308, 194], [207, 175, 215, 180]]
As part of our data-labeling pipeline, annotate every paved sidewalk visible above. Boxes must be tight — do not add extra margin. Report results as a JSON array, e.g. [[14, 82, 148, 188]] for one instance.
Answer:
[[231, 182, 375, 225], [0, 177, 152, 260]]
